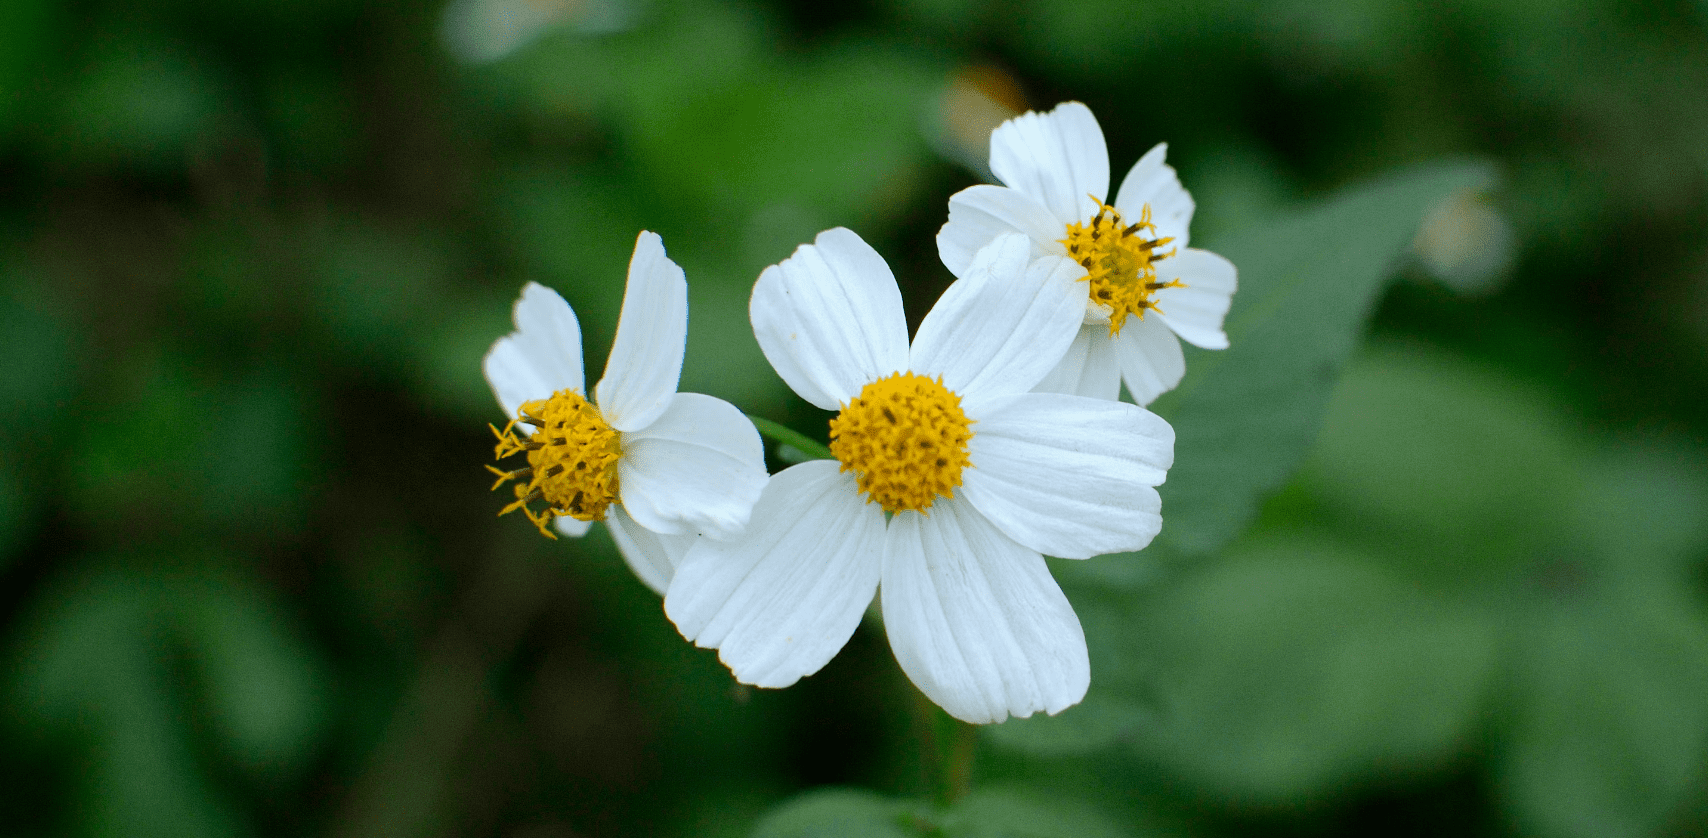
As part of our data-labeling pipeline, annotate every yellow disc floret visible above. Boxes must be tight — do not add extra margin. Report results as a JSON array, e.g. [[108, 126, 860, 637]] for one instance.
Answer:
[[829, 372, 974, 514], [488, 389, 622, 538], [1060, 199, 1182, 336]]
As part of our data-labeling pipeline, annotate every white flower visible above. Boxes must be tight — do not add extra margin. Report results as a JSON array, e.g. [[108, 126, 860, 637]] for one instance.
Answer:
[[483, 231, 768, 594], [937, 101, 1238, 405], [663, 228, 1175, 724]]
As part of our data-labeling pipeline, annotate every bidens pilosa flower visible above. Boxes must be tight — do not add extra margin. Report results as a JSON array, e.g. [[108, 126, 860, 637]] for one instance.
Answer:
[[663, 229, 1175, 724], [483, 231, 767, 594], [937, 101, 1237, 405]]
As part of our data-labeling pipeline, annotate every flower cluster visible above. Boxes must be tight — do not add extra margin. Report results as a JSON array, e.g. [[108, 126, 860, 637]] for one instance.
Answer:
[[481, 102, 1236, 723]]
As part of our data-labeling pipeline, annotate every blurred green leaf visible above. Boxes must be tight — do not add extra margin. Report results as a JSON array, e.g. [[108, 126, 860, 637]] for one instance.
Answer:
[[1298, 341, 1584, 590], [750, 788, 922, 838], [1127, 542, 1498, 803], [1149, 160, 1495, 556], [938, 788, 1136, 838], [750, 787, 1140, 838], [1499, 581, 1708, 838], [46, 35, 226, 169], [11, 559, 328, 837]]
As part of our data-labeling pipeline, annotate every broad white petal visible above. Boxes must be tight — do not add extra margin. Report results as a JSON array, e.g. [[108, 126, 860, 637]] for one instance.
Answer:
[[596, 231, 687, 432], [960, 392, 1173, 559], [553, 516, 593, 538], [1154, 248, 1236, 350], [1030, 322, 1122, 401], [1113, 315, 1185, 406], [909, 237, 1085, 405], [604, 503, 695, 596], [664, 461, 886, 688], [750, 228, 909, 411], [881, 498, 1089, 724], [1113, 143, 1195, 248], [483, 282, 585, 424], [936, 185, 1066, 278], [616, 393, 768, 539], [989, 102, 1109, 228]]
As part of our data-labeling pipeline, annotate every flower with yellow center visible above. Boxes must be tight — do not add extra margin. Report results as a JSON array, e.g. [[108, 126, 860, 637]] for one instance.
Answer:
[[936, 101, 1238, 405], [664, 229, 1176, 724], [483, 231, 768, 595]]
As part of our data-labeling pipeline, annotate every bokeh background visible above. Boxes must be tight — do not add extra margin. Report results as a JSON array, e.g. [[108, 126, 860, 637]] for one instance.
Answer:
[[4, 0, 1708, 836]]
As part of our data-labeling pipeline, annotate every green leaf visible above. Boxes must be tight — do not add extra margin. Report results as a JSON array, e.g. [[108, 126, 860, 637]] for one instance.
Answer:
[[938, 788, 1135, 838], [1126, 541, 1497, 803], [1298, 341, 1584, 591], [750, 789, 925, 838], [1498, 581, 1708, 838], [1149, 160, 1495, 556]]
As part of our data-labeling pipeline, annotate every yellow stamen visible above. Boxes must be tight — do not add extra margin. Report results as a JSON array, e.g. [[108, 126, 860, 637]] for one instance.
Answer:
[[1059, 199, 1183, 336], [489, 389, 621, 539], [829, 372, 973, 514]]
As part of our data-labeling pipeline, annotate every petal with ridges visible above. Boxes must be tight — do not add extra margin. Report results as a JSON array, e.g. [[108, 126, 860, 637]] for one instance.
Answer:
[[1155, 248, 1237, 350], [910, 237, 1085, 405], [1113, 143, 1195, 249], [1031, 323, 1122, 401], [936, 185, 1066, 278], [881, 498, 1089, 724], [1113, 314, 1185, 406], [960, 392, 1173, 559], [596, 231, 687, 432], [664, 461, 885, 688], [750, 228, 909, 411], [484, 282, 585, 425], [989, 102, 1109, 228], [605, 504, 695, 596], [616, 393, 768, 539]]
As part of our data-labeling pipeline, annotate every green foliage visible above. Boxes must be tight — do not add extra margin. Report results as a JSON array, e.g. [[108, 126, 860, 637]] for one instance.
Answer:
[[1148, 160, 1495, 556], [751, 788, 1142, 838]]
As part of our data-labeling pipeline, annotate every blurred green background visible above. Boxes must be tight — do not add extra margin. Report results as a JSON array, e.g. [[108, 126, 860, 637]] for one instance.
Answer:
[[3, 0, 1708, 836]]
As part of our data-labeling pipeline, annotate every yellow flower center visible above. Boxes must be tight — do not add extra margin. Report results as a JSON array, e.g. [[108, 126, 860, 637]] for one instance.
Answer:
[[487, 389, 622, 538], [828, 372, 974, 514], [1060, 199, 1182, 336]]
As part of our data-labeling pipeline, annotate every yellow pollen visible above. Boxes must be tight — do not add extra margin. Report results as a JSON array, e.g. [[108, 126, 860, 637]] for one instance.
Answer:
[[828, 372, 974, 515], [1059, 199, 1183, 336], [487, 389, 621, 539]]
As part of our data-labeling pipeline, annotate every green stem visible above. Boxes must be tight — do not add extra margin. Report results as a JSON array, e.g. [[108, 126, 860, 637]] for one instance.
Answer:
[[913, 688, 976, 808], [746, 414, 834, 462]]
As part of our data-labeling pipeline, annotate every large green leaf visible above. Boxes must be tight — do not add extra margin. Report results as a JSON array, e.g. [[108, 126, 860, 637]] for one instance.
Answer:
[[1498, 580, 1708, 838], [1148, 160, 1495, 556], [749, 789, 923, 838], [749, 788, 1142, 838]]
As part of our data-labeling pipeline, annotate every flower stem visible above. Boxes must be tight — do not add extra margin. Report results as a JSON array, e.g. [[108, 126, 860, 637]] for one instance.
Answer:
[[912, 688, 976, 807], [746, 414, 834, 463]]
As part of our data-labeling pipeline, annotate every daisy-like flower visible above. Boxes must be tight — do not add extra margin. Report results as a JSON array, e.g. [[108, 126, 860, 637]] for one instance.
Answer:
[[484, 231, 767, 594], [663, 228, 1175, 724], [937, 101, 1237, 405]]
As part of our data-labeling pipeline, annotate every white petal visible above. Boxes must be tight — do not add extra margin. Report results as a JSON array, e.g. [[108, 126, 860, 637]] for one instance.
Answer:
[[960, 392, 1173, 559], [936, 185, 1066, 278], [616, 393, 768, 539], [1154, 248, 1236, 350], [604, 503, 695, 596], [1030, 322, 1122, 401], [664, 461, 886, 688], [750, 228, 909, 411], [483, 282, 585, 424], [909, 238, 1085, 405], [881, 498, 1088, 724], [989, 102, 1109, 228], [595, 231, 687, 432], [553, 516, 593, 537], [1113, 315, 1185, 406], [1113, 143, 1195, 248]]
